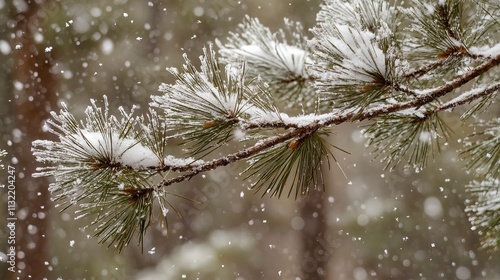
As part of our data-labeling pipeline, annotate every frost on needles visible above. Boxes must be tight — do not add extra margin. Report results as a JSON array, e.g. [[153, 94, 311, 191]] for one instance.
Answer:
[[31, 0, 500, 252]]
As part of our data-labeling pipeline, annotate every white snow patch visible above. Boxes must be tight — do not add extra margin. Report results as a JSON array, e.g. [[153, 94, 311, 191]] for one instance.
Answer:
[[279, 113, 317, 127], [317, 24, 387, 84], [74, 130, 159, 169], [164, 155, 204, 168], [470, 43, 500, 58], [243, 106, 281, 124], [240, 43, 308, 76]]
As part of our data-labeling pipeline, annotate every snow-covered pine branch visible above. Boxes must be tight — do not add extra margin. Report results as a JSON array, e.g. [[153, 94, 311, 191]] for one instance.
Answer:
[[403, 0, 498, 60], [32, 97, 161, 173], [150, 45, 282, 156], [216, 15, 316, 108], [31, 0, 500, 252], [32, 96, 202, 251], [311, 0, 403, 114]]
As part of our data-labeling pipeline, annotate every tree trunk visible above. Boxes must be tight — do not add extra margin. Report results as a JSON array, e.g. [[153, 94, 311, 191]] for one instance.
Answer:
[[299, 188, 329, 280], [7, 1, 57, 279]]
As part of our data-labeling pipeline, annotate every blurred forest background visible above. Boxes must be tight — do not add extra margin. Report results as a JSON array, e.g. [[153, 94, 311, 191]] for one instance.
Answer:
[[0, 0, 499, 279]]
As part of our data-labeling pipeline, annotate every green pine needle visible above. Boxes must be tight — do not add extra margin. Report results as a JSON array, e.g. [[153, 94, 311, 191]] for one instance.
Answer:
[[151, 44, 279, 157], [80, 186, 157, 252], [465, 176, 500, 251], [461, 118, 500, 178], [244, 130, 341, 199], [32, 97, 170, 252], [364, 111, 452, 171], [404, 0, 493, 60], [217, 15, 316, 107]]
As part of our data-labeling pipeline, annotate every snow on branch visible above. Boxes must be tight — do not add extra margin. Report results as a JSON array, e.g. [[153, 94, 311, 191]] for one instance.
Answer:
[[317, 0, 399, 33], [30, 97, 205, 251], [151, 44, 281, 156], [309, 0, 406, 114], [437, 82, 500, 114], [314, 24, 387, 83], [32, 97, 162, 175], [217, 16, 309, 79], [402, 0, 496, 60], [216, 16, 315, 106], [470, 42, 500, 59], [311, 22, 397, 112]]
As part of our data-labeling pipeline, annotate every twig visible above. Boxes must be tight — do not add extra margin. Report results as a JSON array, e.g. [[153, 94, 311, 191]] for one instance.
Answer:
[[437, 82, 500, 112], [404, 59, 448, 80]]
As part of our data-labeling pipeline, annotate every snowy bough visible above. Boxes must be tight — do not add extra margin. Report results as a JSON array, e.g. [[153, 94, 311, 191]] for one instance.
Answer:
[[32, 0, 500, 252]]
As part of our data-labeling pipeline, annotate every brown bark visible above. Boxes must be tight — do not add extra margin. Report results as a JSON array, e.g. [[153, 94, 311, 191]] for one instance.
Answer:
[[299, 189, 329, 280], [7, 1, 57, 279]]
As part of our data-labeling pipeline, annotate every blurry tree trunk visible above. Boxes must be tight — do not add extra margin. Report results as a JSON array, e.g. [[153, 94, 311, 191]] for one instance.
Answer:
[[8, 1, 57, 279], [299, 189, 329, 280]]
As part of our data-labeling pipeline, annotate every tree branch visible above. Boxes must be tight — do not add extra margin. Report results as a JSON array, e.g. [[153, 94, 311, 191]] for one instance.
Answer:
[[151, 54, 500, 189], [437, 82, 500, 112], [404, 59, 449, 80], [357, 53, 500, 121], [154, 125, 317, 189]]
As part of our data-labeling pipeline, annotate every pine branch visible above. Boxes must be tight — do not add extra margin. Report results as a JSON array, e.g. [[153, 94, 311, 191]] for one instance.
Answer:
[[30, 0, 500, 253], [461, 118, 500, 179], [216, 15, 316, 106], [151, 45, 281, 157], [311, 23, 395, 113], [317, 0, 400, 34], [403, 58, 449, 80], [465, 176, 500, 251], [244, 130, 339, 198], [163, 54, 499, 184], [365, 53, 500, 121], [147, 54, 499, 188], [32, 51, 499, 252], [31, 97, 174, 251], [154, 125, 317, 188], [80, 186, 158, 252], [404, 0, 466, 59], [364, 111, 452, 170], [437, 82, 500, 113]]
